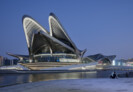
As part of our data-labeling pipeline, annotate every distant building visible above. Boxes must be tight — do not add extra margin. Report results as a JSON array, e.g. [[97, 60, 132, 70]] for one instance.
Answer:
[[0, 56, 19, 66], [83, 54, 116, 65], [112, 59, 127, 66], [0, 56, 3, 66], [3, 58, 11, 66], [126, 58, 133, 66]]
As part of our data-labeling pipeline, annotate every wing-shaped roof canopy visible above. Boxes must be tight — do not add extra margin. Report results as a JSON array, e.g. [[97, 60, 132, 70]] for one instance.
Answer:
[[86, 54, 116, 63], [23, 15, 77, 56], [49, 13, 78, 51], [7, 53, 29, 59], [87, 54, 104, 61]]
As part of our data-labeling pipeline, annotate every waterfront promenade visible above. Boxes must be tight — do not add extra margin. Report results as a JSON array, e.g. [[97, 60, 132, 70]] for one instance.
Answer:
[[0, 78, 133, 92]]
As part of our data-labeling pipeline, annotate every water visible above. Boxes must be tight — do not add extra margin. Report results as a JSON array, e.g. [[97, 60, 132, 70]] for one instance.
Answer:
[[0, 70, 132, 87]]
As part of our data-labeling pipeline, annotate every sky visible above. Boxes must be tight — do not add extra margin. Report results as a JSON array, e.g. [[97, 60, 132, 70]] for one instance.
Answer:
[[0, 0, 133, 59]]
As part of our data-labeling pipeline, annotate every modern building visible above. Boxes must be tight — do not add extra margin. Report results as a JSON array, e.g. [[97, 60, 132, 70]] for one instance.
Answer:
[[7, 13, 116, 66], [112, 59, 127, 66], [0, 56, 18, 66], [125, 58, 133, 66], [83, 54, 116, 65], [8, 13, 86, 63], [0, 56, 3, 66]]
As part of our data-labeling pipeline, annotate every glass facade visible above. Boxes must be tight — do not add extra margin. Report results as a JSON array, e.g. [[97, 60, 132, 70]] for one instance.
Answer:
[[34, 54, 77, 62]]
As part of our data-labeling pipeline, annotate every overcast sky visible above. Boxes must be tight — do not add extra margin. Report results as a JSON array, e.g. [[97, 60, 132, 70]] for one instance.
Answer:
[[0, 0, 133, 59]]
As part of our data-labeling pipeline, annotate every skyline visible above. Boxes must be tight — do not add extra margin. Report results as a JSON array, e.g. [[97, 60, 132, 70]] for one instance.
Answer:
[[0, 0, 133, 59]]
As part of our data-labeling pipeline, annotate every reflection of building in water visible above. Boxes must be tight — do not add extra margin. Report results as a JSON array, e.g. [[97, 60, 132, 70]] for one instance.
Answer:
[[28, 72, 97, 82]]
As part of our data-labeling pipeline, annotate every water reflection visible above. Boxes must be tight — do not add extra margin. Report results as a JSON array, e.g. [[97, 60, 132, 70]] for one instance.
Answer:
[[28, 71, 97, 82], [0, 71, 96, 87], [0, 70, 132, 87]]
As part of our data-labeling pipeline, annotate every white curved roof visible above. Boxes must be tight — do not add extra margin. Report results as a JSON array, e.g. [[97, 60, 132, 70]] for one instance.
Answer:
[[22, 13, 85, 58]]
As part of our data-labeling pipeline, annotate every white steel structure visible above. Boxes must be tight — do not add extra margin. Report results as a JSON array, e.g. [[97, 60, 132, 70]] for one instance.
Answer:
[[11, 13, 86, 62]]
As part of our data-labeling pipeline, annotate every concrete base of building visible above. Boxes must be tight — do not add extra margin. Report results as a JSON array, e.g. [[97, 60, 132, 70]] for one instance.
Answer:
[[20, 62, 82, 70]]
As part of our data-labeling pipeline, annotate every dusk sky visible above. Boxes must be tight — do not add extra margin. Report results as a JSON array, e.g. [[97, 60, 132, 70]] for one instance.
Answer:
[[0, 0, 133, 59]]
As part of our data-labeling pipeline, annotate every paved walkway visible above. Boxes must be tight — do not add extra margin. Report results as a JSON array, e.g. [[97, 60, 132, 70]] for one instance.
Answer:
[[0, 78, 133, 92]]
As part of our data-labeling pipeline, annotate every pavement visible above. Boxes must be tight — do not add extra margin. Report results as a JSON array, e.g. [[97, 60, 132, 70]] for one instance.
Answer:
[[0, 78, 133, 92]]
